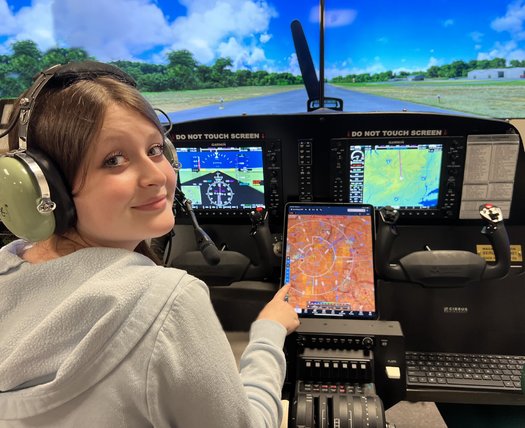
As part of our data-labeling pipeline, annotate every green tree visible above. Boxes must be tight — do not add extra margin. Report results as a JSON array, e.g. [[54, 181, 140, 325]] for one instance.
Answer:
[[0, 40, 42, 97], [41, 47, 91, 70], [10, 40, 42, 84], [235, 69, 253, 86], [166, 50, 199, 90], [252, 70, 269, 86], [488, 57, 506, 68], [274, 72, 297, 85], [210, 57, 234, 87], [426, 66, 439, 78], [195, 64, 212, 88], [465, 60, 478, 74], [137, 73, 171, 91], [447, 60, 468, 78], [509, 60, 525, 67]]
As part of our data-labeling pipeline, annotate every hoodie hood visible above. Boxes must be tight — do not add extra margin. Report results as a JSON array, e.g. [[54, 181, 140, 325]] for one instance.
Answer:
[[0, 239, 183, 419]]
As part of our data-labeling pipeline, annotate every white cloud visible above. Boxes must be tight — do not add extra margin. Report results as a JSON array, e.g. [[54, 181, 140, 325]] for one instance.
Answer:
[[309, 6, 357, 28], [0, 0, 17, 34], [330, 57, 438, 79], [491, 0, 525, 37], [0, 0, 55, 54], [477, 40, 523, 61], [427, 56, 442, 67], [442, 19, 454, 28], [52, 0, 172, 61], [165, 0, 277, 66], [1, 0, 278, 68], [217, 36, 268, 70], [288, 52, 300, 76], [260, 33, 272, 43], [328, 54, 446, 79], [478, 1, 525, 63]]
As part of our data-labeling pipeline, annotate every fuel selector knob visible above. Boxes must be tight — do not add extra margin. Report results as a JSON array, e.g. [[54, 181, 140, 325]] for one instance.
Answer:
[[362, 336, 374, 350]]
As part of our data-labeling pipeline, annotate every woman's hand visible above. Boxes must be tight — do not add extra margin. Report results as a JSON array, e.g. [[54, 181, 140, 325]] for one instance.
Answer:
[[256, 284, 300, 335]]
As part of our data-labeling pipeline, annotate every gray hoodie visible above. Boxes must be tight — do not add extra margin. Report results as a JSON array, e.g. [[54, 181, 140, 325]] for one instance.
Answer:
[[0, 240, 287, 427]]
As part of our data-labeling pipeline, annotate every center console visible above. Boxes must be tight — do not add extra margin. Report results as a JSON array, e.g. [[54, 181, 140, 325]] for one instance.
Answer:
[[283, 319, 405, 428]]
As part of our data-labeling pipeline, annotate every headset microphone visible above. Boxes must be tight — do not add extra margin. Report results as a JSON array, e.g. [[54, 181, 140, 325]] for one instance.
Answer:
[[175, 187, 221, 266]]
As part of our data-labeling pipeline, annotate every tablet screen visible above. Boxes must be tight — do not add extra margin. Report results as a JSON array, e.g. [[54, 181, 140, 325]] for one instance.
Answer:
[[282, 203, 377, 320]]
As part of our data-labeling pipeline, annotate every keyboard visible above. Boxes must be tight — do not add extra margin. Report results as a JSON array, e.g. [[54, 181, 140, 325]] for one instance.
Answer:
[[406, 351, 525, 392]]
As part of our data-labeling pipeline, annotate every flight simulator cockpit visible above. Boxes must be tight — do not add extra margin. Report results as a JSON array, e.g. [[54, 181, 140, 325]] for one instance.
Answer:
[[2, 0, 525, 426], [156, 8, 525, 425], [165, 106, 525, 426]]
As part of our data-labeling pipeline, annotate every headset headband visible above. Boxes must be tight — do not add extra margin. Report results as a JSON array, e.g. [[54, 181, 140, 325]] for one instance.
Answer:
[[17, 64, 62, 150]]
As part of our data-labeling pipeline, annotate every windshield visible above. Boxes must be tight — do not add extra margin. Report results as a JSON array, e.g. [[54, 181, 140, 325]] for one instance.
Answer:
[[1, 0, 524, 122]]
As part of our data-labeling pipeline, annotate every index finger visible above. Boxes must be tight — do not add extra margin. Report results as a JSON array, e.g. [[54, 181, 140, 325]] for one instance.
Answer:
[[274, 284, 291, 300]]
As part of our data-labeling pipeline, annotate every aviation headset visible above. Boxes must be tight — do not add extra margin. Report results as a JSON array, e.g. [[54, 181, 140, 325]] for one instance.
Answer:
[[0, 61, 179, 242]]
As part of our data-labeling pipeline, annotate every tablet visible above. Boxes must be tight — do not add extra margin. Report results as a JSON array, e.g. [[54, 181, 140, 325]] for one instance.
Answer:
[[281, 202, 377, 320]]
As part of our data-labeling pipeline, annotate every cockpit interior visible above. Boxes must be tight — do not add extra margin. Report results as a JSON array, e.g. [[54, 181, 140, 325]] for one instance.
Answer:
[[2, 0, 525, 426], [164, 105, 525, 426]]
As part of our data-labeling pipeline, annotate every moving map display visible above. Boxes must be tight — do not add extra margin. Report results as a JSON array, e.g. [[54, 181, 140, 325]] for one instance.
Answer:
[[349, 143, 443, 209], [176, 146, 265, 210], [282, 203, 376, 319]]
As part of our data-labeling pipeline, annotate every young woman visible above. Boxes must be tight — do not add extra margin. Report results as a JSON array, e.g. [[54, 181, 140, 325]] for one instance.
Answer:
[[0, 62, 299, 427]]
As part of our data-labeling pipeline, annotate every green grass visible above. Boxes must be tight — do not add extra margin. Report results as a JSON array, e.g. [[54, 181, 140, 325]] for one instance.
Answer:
[[333, 79, 525, 118], [142, 85, 302, 113], [142, 80, 525, 119]]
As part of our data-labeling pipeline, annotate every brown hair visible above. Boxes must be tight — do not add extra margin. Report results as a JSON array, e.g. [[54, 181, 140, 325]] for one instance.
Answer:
[[8, 73, 165, 263]]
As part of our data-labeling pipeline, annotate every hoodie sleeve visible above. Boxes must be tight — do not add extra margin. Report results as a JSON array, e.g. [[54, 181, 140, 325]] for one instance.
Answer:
[[146, 276, 287, 428]]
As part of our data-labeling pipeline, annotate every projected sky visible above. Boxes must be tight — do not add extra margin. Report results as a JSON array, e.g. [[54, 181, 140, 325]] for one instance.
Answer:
[[1, 0, 523, 78]]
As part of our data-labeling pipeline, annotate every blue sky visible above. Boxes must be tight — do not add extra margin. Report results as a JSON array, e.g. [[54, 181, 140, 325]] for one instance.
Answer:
[[0, 0, 523, 78]]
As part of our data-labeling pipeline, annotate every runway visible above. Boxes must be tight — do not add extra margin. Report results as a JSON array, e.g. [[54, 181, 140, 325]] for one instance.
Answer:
[[166, 84, 464, 124]]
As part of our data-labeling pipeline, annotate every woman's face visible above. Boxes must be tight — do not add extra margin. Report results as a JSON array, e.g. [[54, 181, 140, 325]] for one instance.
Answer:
[[72, 104, 177, 250]]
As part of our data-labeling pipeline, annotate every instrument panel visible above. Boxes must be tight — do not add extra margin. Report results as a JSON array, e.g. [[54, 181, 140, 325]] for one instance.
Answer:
[[170, 112, 523, 228]]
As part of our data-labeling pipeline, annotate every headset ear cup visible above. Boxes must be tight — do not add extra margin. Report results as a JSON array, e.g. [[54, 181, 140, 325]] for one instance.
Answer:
[[27, 148, 76, 235], [0, 155, 56, 241], [163, 137, 178, 168]]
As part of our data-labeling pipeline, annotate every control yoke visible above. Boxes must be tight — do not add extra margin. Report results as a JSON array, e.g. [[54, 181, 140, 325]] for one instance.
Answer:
[[375, 204, 511, 287]]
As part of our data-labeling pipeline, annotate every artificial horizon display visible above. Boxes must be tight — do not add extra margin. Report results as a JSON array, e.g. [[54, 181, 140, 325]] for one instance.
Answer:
[[176, 146, 265, 210]]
